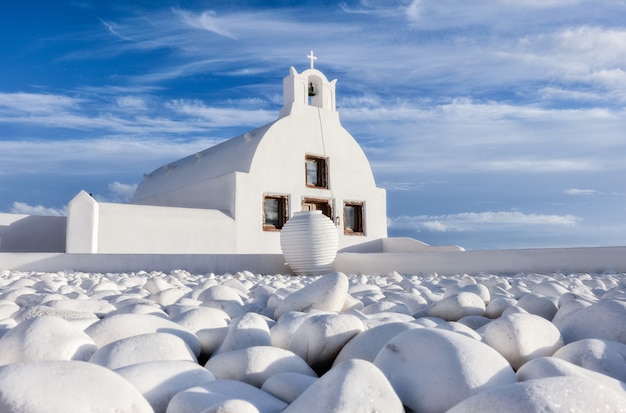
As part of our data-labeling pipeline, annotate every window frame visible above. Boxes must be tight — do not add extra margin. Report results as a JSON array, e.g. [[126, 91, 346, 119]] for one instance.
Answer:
[[263, 194, 289, 231], [301, 197, 333, 221], [343, 201, 365, 235], [305, 154, 329, 189]]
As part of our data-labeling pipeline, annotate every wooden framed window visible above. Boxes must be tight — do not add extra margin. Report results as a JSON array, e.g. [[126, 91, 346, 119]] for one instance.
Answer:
[[302, 197, 333, 221], [263, 195, 288, 231], [305, 155, 328, 188], [344, 202, 364, 235]]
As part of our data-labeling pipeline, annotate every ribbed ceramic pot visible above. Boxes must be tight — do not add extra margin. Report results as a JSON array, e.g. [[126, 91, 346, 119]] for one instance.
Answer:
[[280, 211, 338, 275]]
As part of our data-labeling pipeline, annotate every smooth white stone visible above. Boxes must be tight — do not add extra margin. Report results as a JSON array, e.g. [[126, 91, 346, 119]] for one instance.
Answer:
[[556, 299, 626, 345], [484, 297, 517, 318], [333, 321, 422, 366], [437, 321, 482, 340], [516, 356, 626, 394], [205, 346, 316, 387], [166, 381, 287, 413], [85, 313, 201, 356], [198, 399, 260, 413], [215, 312, 271, 354], [115, 360, 215, 413], [289, 313, 364, 371], [515, 294, 558, 320], [448, 376, 626, 413], [283, 359, 403, 413], [149, 288, 187, 306], [269, 311, 311, 349], [197, 285, 244, 305], [0, 361, 153, 413], [171, 307, 231, 333], [0, 316, 97, 365], [445, 283, 491, 304], [552, 338, 626, 382], [260, 372, 317, 403], [374, 328, 516, 413], [14, 304, 98, 322], [427, 292, 486, 321], [274, 272, 349, 319], [89, 332, 197, 369], [484, 313, 563, 370]]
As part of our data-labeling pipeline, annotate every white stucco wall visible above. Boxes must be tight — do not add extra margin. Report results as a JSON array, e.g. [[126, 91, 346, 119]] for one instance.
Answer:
[[96, 202, 236, 254], [0, 213, 66, 252]]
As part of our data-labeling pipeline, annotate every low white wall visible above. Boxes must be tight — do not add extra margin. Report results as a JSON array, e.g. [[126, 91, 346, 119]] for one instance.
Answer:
[[0, 253, 289, 275], [0, 214, 66, 252], [333, 246, 626, 276], [96, 203, 236, 254], [1, 246, 625, 276]]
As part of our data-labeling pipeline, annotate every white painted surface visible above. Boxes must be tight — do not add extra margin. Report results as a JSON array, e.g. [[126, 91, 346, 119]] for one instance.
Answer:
[[0, 213, 66, 252], [66, 191, 99, 253], [2, 246, 625, 275]]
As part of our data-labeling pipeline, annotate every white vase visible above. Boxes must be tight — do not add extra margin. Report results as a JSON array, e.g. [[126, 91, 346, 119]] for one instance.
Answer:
[[280, 211, 338, 275]]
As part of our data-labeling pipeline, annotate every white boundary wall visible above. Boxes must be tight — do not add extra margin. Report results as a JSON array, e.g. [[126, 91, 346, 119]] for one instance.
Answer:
[[1, 246, 625, 275]]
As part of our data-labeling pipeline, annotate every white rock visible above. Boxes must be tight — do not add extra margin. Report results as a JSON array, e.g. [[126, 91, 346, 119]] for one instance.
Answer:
[[199, 399, 261, 413], [269, 311, 311, 349], [0, 316, 97, 365], [115, 360, 215, 413], [289, 312, 364, 372], [46, 297, 117, 317], [556, 299, 626, 344], [283, 359, 403, 413], [260, 372, 317, 403], [214, 312, 271, 354], [484, 297, 517, 318], [515, 293, 558, 320], [166, 381, 287, 413], [14, 304, 98, 322], [274, 272, 349, 319], [171, 307, 230, 333], [0, 360, 153, 413], [89, 332, 197, 369], [516, 356, 626, 394], [333, 321, 421, 366], [427, 292, 486, 321], [437, 321, 482, 340], [85, 313, 201, 356], [448, 376, 626, 413], [197, 285, 244, 304], [196, 327, 229, 356], [374, 328, 516, 412], [483, 313, 563, 370], [552, 338, 626, 382], [205, 346, 316, 387]]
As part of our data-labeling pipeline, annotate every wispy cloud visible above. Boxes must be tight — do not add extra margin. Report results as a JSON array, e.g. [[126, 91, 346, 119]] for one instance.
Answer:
[[388, 211, 581, 233], [564, 188, 600, 196], [8, 202, 66, 217]]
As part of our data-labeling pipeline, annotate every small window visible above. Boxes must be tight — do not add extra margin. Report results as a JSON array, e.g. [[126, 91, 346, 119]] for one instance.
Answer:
[[305, 155, 328, 188], [344, 202, 364, 235], [302, 197, 333, 221], [263, 195, 288, 231]]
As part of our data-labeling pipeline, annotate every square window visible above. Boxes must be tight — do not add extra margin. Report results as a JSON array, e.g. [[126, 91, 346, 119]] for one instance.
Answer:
[[344, 202, 364, 235], [263, 195, 288, 231], [305, 155, 328, 188]]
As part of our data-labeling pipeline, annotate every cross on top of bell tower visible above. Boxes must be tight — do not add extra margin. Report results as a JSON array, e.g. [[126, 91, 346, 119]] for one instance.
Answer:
[[307, 50, 317, 69]]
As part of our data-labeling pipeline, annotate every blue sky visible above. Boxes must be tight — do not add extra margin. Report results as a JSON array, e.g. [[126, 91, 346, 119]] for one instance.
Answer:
[[1, 0, 625, 250]]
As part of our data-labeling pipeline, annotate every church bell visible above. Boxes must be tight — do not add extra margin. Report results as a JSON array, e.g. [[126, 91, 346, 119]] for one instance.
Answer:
[[308, 82, 316, 96]]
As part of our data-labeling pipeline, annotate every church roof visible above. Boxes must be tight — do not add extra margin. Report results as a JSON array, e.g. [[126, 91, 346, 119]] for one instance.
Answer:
[[131, 120, 275, 203]]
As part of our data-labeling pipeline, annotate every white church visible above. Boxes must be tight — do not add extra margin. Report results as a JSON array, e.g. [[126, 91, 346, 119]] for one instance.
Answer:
[[3, 54, 623, 276], [2, 53, 390, 256]]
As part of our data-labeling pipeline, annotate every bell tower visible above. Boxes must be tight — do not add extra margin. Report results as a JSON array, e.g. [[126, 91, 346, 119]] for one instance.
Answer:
[[279, 51, 337, 118]]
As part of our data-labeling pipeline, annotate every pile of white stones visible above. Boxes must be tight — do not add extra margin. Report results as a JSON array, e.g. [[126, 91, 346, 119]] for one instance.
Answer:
[[0, 269, 625, 412]]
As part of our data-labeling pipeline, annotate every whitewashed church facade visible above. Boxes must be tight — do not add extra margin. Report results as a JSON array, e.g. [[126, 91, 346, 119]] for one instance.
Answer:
[[5, 56, 387, 255]]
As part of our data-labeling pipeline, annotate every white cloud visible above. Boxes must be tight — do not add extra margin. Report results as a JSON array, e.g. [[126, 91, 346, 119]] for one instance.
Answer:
[[0, 92, 80, 114], [174, 9, 237, 39], [389, 211, 581, 232], [9, 202, 66, 217], [564, 188, 600, 196], [116, 96, 147, 110], [104, 181, 138, 203]]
